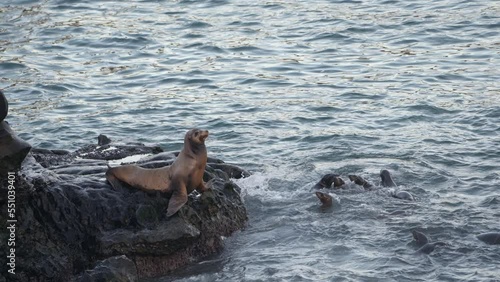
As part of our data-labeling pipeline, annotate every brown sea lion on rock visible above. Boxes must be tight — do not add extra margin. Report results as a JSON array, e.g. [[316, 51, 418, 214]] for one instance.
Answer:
[[106, 129, 209, 217]]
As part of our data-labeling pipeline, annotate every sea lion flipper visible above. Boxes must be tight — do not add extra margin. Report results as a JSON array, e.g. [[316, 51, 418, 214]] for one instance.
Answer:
[[166, 185, 188, 217], [106, 168, 124, 190]]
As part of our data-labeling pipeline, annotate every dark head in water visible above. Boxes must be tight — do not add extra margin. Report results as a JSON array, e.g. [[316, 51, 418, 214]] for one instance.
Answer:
[[380, 169, 397, 187], [411, 230, 447, 254], [315, 191, 333, 207]]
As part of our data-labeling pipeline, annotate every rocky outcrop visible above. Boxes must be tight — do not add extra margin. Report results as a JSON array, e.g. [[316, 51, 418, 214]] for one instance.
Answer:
[[0, 138, 249, 281]]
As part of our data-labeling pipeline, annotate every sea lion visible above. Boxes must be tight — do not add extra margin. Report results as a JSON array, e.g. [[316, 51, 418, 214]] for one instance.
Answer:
[[348, 174, 374, 190], [412, 230, 429, 246], [106, 128, 209, 217], [477, 232, 500, 245], [382, 170, 415, 201], [411, 230, 446, 254], [315, 191, 333, 207], [380, 169, 397, 187], [313, 173, 345, 189]]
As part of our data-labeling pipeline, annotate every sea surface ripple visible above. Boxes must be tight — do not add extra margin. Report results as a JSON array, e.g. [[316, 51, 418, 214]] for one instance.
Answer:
[[1, 0, 499, 281]]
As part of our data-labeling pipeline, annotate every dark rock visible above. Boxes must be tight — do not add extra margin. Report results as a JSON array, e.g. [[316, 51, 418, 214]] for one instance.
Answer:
[[0, 91, 31, 172], [0, 121, 31, 173], [0, 138, 248, 281], [0, 90, 7, 122], [97, 134, 112, 146]]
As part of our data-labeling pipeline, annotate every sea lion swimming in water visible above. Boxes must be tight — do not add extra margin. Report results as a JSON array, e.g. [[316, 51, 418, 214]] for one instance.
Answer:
[[315, 191, 333, 207], [380, 169, 397, 187], [412, 230, 446, 254], [381, 170, 415, 201], [348, 174, 374, 190], [348, 170, 397, 190], [106, 128, 209, 217], [313, 173, 345, 189]]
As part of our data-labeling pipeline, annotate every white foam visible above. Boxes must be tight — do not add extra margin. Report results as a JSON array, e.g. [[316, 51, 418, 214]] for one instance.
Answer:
[[233, 172, 277, 200], [233, 167, 309, 202], [102, 146, 118, 152], [107, 154, 152, 166]]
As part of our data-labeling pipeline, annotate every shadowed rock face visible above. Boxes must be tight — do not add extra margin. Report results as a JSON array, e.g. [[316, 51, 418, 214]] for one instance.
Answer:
[[0, 90, 7, 122], [0, 121, 32, 173], [0, 140, 249, 281], [0, 90, 32, 173]]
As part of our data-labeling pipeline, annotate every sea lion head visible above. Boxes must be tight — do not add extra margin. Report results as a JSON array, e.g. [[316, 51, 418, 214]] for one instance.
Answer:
[[380, 169, 396, 187], [315, 191, 333, 207], [185, 128, 209, 147]]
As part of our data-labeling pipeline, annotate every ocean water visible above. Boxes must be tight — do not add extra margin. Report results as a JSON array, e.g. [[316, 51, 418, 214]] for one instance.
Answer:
[[1, 0, 499, 281]]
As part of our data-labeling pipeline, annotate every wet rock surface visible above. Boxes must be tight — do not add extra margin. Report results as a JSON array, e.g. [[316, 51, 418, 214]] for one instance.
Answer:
[[0, 138, 248, 281], [74, 255, 138, 282]]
